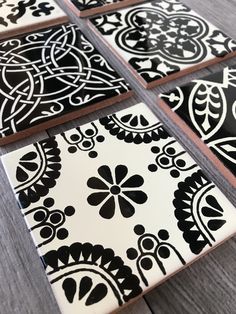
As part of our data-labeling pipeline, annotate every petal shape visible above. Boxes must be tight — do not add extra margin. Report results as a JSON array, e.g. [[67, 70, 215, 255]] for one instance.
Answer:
[[115, 165, 128, 184], [87, 192, 109, 206], [99, 196, 115, 219], [79, 276, 93, 300], [123, 190, 147, 204], [62, 278, 76, 303], [121, 174, 144, 188], [208, 219, 226, 231], [98, 165, 113, 184], [118, 195, 135, 218], [87, 177, 109, 190], [85, 283, 108, 306]]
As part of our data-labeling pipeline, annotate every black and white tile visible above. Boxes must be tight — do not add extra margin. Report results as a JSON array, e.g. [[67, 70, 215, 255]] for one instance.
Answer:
[[90, 0, 236, 87], [2, 103, 236, 314], [0, 23, 131, 143], [160, 66, 236, 177], [0, 0, 67, 39]]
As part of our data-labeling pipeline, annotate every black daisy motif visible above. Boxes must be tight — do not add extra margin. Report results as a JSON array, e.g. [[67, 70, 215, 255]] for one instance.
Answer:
[[87, 165, 147, 219]]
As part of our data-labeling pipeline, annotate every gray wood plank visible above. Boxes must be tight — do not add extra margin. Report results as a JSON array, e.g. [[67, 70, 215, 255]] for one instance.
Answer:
[[0, 0, 235, 313]]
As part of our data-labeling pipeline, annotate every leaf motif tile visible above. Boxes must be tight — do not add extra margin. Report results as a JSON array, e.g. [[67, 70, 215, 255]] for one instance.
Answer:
[[2, 102, 236, 314], [89, 0, 236, 87], [160, 66, 236, 185], [0, 0, 68, 39], [0, 23, 131, 145]]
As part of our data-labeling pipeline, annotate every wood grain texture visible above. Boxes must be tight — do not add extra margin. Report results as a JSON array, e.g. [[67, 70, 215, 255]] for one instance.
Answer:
[[0, 0, 235, 313]]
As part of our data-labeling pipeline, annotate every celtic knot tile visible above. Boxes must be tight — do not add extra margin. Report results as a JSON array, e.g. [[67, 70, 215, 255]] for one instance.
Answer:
[[0, 23, 130, 141]]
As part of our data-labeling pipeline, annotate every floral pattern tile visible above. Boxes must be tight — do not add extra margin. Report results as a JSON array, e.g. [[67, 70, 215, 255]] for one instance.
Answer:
[[2, 103, 236, 314], [160, 66, 236, 178], [0, 0, 67, 39], [89, 0, 236, 87], [0, 23, 131, 144]]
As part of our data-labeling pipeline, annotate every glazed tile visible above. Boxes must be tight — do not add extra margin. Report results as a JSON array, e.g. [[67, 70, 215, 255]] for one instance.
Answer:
[[64, 0, 145, 17], [0, 23, 131, 145], [2, 102, 236, 314], [159, 66, 236, 187], [0, 0, 68, 40], [89, 0, 236, 88]]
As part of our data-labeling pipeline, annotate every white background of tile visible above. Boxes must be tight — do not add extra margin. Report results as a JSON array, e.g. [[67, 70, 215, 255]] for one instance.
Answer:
[[0, 0, 235, 313]]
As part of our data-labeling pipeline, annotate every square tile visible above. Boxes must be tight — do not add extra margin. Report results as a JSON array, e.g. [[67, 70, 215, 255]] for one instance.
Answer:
[[89, 0, 236, 88], [64, 0, 145, 17], [2, 102, 236, 314], [0, 23, 132, 145], [159, 66, 236, 187], [0, 0, 68, 40]]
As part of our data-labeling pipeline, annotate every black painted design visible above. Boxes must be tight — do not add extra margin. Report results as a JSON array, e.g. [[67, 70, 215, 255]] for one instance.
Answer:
[[0, 0, 55, 27], [152, 0, 190, 12], [161, 66, 236, 176], [127, 224, 186, 286], [42, 242, 142, 306], [206, 30, 236, 57], [24, 198, 75, 248], [87, 165, 147, 219], [148, 140, 197, 177], [15, 137, 61, 209], [0, 23, 130, 139], [71, 0, 124, 12], [90, 1, 236, 85], [174, 170, 226, 254], [61, 122, 105, 158], [100, 111, 169, 144]]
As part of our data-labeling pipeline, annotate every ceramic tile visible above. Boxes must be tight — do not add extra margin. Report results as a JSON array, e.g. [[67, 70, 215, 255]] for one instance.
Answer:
[[159, 66, 236, 186], [2, 102, 236, 314], [0, 23, 131, 145], [0, 0, 68, 40], [89, 0, 236, 88], [64, 0, 145, 17]]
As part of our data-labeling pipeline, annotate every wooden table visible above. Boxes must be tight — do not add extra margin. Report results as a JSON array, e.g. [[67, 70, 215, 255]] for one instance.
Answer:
[[0, 0, 236, 313]]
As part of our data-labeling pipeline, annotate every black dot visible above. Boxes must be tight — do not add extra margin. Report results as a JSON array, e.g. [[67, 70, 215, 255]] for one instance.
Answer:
[[148, 164, 158, 172], [83, 140, 91, 148], [176, 159, 186, 167], [57, 228, 68, 240], [68, 146, 77, 153], [64, 206, 75, 216], [89, 151, 98, 158], [134, 224, 145, 235], [158, 229, 169, 240], [141, 257, 153, 270], [158, 246, 170, 259], [151, 146, 160, 154], [85, 129, 94, 136], [142, 238, 154, 250], [34, 210, 46, 222], [70, 134, 80, 141], [126, 248, 138, 260], [96, 135, 105, 142], [110, 185, 121, 195], [43, 198, 54, 208], [40, 227, 52, 239], [160, 157, 169, 165], [166, 147, 175, 155], [170, 169, 180, 178], [50, 213, 62, 224]]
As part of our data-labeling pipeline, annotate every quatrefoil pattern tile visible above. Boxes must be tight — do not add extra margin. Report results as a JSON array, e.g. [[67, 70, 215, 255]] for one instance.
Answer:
[[64, 0, 145, 17], [160, 66, 236, 186], [2, 103, 236, 314], [89, 0, 236, 87], [0, 23, 131, 145], [0, 0, 68, 39]]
